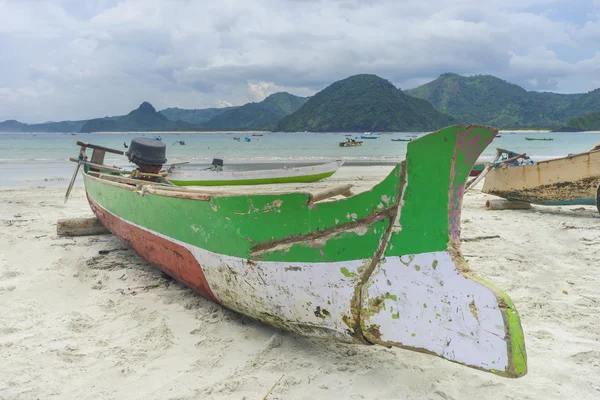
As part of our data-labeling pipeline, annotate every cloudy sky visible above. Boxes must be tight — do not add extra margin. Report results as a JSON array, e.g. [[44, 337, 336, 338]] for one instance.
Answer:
[[1, 0, 599, 123]]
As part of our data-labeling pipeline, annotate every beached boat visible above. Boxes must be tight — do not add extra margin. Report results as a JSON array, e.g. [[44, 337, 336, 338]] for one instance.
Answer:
[[470, 162, 486, 176], [65, 125, 527, 378], [167, 160, 345, 186], [339, 140, 363, 147], [482, 145, 600, 207]]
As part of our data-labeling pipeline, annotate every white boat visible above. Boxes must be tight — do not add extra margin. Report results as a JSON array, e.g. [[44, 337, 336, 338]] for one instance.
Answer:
[[166, 160, 345, 186]]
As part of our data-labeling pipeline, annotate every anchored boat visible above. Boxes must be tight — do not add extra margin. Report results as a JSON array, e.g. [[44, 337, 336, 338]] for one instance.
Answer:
[[482, 145, 600, 210], [65, 125, 527, 378], [167, 159, 345, 186], [339, 140, 363, 147]]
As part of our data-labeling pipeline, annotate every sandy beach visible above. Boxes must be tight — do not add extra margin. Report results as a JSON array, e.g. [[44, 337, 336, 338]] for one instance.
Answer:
[[1, 166, 599, 400]]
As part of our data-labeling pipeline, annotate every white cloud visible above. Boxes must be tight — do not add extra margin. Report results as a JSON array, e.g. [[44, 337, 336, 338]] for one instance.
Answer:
[[0, 0, 598, 122]]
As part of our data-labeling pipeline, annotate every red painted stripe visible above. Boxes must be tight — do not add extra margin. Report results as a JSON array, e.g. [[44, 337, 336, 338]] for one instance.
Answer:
[[87, 194, 220, 304]]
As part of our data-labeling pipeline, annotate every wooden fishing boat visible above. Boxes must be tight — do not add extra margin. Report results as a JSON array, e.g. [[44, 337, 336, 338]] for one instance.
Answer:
[[482, 145, 600, 207], [469, 162, 486, 176], [525, 137, 553, 141], [339, 140, 363, 147], [167, 160, 345, 186], [64, 125, 527, 378]]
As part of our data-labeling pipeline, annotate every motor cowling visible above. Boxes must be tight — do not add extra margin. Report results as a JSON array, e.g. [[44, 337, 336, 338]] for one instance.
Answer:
[[126, 137, 167, 173]]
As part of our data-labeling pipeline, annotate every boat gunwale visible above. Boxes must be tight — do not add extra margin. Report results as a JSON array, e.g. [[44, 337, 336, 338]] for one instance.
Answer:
[[84, 168, 356, 203], [491, 147, 600, 168]]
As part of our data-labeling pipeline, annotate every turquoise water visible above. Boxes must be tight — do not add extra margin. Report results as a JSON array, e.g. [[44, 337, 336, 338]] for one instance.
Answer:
[[1, 130, 599, 188]]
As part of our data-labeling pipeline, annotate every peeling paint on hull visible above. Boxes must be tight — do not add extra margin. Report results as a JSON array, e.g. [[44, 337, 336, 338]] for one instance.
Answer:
[[79, 124, 527, 378]]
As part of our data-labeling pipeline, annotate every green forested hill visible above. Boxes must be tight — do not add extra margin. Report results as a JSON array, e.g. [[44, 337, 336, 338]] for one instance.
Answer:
[[202, 92, 308, 131], [80, 102, 197, 132], [159, 106, 238, 124], [405, 73, 600, 129], [277, 74, 456, 132], [563, 111, 600, 131], [0, 119, 90, 133]]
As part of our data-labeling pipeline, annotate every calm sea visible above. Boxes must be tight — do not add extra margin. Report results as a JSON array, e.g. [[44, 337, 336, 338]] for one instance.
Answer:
[[1, 130, 599, 188]]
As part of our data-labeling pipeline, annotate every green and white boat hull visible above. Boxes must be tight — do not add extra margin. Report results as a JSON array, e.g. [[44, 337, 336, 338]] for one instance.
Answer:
[[80, 124, 527, 378]]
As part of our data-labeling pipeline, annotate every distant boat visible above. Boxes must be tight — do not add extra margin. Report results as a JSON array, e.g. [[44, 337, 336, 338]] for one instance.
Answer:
[[339, 140, 363, 147], [155, 136, 162, 141], [252, 134, 263, 137], [233, 137, 241, 141], [525, 137, 553, 141], [172, 140, 186, 145], [391, 138, 412, 142], [244, 137, 251, 142], [360, 135, 380, 139], [344, 134, 352, 137]]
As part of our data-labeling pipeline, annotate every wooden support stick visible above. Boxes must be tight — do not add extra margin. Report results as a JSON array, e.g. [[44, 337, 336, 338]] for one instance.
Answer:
[[310, 184, 354, 203], [485, 199, 532, 210], [462, 235, 501, 242], [57, 217, 111, 236]]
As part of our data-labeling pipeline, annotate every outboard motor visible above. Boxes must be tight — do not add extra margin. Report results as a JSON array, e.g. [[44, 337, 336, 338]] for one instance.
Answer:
[[126, 137, 167, 180], [211, 158, 224, 171]]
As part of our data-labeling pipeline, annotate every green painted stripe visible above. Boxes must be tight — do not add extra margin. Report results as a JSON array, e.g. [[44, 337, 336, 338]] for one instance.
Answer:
[[169, 170, 336, 186], [83, 163, 403, 262]]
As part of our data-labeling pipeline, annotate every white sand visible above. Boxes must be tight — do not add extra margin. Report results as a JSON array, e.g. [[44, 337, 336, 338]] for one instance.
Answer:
[[1, 166, 599, 400]]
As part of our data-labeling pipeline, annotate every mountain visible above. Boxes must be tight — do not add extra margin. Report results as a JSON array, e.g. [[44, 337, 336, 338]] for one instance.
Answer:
[[159, 106, 238, 124], [0, 119, 89, 133], [277, 74, 456, 132], [80, 102, 197, 133], [202, 92, 309, 131], [404, 73, 600, 129], [561, 111, 600, 131], [0, 120, 28, 132]]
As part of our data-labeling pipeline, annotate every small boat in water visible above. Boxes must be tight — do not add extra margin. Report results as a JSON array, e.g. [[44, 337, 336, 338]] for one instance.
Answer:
[[233, 137, 241, 141], [525, 137, 553, 141], [244, 137, 251, 142], [339, 139, 363, 147], [481, 144, 600, 210], [63, 125, 527, 378], [391, 138, 412, 142], [360, 135, 379, 139]]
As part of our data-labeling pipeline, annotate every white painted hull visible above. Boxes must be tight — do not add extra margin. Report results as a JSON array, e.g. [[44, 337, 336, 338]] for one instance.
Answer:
[[95, 201, 512, 373]]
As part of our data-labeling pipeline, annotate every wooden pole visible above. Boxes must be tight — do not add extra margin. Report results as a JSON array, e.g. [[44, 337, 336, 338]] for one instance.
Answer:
[[485, 199, 532, 210], [57, 217, 111, 236], [310, 184, 354, 203]]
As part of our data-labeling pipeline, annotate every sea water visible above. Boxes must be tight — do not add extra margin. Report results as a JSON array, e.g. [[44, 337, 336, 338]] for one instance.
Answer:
[[1, 130, 599, 188]]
